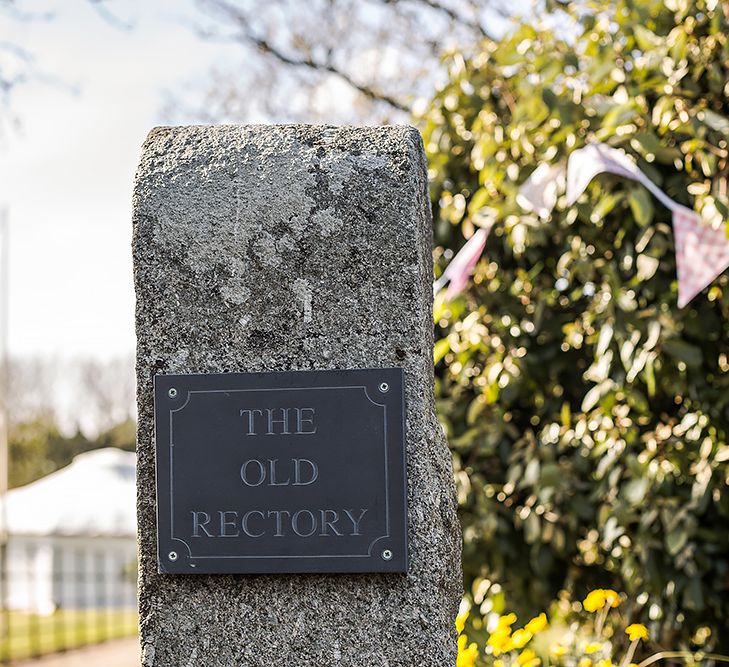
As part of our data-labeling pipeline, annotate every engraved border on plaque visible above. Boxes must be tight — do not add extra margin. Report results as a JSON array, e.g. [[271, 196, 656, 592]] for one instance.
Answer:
[[168, 386, 390, 559]]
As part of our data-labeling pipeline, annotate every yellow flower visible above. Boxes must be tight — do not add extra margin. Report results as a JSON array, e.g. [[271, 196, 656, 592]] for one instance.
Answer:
[[456, 609, 469, 635], [585, 642, 602, 654], [525, 613, 548, 635], [518, 649, 535, 664], [626, 624, 649, 642], [512, 628, 534, 649], [583, 590, 606, 612], [518, 649, 542, 667], [457, 634, 479, 667], [579, 659, 593, 667], [498, 613, 518, 628], [487, 628, 514, 656], [597, 660, 613, 667], [583, 589, 621, 612], [603, 590, 620, 608], [550, 644, 568, 657], [495, 661, 505, 667]]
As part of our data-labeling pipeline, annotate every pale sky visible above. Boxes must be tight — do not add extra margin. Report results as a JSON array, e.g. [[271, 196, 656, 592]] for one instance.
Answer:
[[0, 0, 506, 366], [0, 0, 419, 429], [0, 0, 239, 361]]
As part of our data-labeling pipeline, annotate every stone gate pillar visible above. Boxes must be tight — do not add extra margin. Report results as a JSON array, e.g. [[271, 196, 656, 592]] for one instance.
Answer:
[[133, 125, 461, 666]]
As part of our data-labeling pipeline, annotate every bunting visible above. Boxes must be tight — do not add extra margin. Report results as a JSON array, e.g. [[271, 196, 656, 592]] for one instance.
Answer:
[[436, 142, 729, 308], [566, 143, 729, 307], [433, 225, 492, 300], [672, 205, 729, 308], [516, 163, 565, 220]]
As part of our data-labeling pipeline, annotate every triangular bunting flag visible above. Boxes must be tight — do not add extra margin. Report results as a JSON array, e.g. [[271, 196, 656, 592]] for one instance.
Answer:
[[672, 205, 729, 308], [566, 143, 638, 205], [433, 225, 492, 299], [517, 163, 566, 219]]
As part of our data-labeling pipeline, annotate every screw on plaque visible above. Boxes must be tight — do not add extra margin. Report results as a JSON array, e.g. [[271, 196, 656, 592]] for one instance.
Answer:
[[378, 382, 389, 393], [381, 549, 393, 561], [168, 387, 178, 399], [168, 551, 178, 561]]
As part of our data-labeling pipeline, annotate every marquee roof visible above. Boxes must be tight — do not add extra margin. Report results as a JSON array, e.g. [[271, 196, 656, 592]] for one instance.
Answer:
[[3, 448, 136, 537]]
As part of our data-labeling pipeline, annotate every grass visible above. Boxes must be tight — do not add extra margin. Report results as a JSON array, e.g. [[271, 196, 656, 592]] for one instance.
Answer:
[[0, 608, 138, 662]]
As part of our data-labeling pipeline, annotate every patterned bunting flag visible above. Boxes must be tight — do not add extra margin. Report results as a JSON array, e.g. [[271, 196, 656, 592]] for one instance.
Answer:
[[517, 163, 565, 219], [566, 142, 729, 307], [566, 142, 677, 211], [433, 225, 492, 300], [672, 205, 729, 308], [565, 142, 639, 205]]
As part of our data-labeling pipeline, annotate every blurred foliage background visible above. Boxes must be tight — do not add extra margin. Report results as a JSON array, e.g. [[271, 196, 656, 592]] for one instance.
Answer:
[[424, 0, 729, 653]]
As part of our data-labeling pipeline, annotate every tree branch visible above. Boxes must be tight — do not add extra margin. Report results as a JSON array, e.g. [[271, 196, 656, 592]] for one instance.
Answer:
[[196, 0, 410, 112], [87, 0, 134, 31], [378, 0, 496, 41]]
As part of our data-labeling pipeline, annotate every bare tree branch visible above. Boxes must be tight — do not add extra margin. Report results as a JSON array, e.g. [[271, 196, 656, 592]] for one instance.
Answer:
[[87, 0, 135, 31], [197, 0, 410, 111], [0, 0, 131, 139], [0, 0, 55, 23], [379, 0, 494, 40], [175, 0, 514, 125]]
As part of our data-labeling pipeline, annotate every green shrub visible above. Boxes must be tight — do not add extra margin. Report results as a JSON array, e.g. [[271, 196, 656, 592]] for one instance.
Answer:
[[422, 0, 729, 651]]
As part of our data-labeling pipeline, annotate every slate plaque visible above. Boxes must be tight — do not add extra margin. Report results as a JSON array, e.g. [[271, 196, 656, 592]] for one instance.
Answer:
[[153, 368, 407, 574]]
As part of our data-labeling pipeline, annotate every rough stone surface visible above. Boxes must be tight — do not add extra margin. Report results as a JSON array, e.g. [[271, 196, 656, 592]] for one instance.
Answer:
[[133, 124, 461, 666]]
